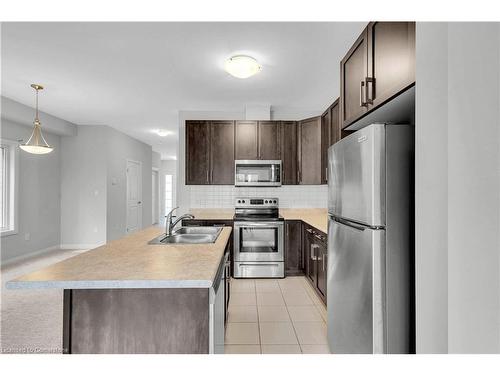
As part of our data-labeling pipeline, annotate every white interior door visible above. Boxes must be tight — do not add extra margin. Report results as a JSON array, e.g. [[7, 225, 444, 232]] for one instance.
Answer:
[[152, 170, 158, 224], [126, 159, 142, 234]]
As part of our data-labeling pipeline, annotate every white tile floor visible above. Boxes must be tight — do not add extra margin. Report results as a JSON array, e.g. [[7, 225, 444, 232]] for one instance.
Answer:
[[225, 277, 330, 354]]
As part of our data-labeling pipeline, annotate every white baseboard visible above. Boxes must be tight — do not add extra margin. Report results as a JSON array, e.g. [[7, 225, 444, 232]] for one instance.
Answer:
[[60, 243, 102, 250], [2, 243, 102, 267], [1, 245, 61, 267]]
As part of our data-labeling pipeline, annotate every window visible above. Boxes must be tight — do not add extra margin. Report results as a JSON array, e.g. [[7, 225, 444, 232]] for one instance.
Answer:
[[164, 174, 173, 214], [0, 139, 19, 236]]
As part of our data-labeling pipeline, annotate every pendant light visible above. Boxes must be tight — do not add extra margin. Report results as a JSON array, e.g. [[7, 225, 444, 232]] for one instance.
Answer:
[[19, 84, 54, 155]]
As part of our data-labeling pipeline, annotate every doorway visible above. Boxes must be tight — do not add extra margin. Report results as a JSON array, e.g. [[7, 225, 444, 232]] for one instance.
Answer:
[[126, 159, 142, 234], [152, 169, 159, 224]]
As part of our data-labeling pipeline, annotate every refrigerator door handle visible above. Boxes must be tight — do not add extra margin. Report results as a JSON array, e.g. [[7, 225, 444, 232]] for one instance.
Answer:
[[332, 216, 366, 231]]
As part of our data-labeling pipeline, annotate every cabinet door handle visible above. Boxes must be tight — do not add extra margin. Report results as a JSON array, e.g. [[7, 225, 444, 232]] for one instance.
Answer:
[[359, 80, 367, 107], [314, 233, 324, 241], [325, 167, 328, 182], [322, 253, 326, 272], [365, 77, 374, 105], [306, 228, 313, 234], [206, 170, 209, 183], [311, 244, 319, 261]]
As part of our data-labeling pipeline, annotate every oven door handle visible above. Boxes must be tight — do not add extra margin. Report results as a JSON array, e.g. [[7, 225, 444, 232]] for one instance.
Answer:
[[234, 222, 283, 227], [238, 263, 280, 267]]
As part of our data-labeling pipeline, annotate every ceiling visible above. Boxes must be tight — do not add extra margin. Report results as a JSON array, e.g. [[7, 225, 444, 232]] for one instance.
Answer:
[[1, 22, 366, 159]]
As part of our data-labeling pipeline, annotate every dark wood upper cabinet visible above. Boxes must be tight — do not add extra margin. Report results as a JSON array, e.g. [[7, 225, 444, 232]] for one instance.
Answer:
[[340, 22, 415, 129], [258, 121, 281, 160], [320, 109, 330, 184], [329, 99, 340, 146], [367, 22, 415, 109], [285, 220, 303, 276], [235, 121, 258, 160], [298, 116, 322, 185], [210, 121, 235, 185], [280, 121, 298, 185], [340, 28, 369, 129], [185, 120, 210, 185], [235, 120, 281, 160]]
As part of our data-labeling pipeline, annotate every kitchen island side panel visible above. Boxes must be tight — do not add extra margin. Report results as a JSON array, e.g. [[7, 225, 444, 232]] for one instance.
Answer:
[[63, 288, 209, 354]]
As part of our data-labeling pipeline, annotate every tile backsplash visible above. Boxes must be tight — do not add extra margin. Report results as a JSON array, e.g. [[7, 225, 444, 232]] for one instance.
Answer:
[[189, 185, 327, 208]]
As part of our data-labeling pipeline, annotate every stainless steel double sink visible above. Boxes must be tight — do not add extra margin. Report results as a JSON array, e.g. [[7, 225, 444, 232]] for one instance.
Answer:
[[148, 226, 223, 245]]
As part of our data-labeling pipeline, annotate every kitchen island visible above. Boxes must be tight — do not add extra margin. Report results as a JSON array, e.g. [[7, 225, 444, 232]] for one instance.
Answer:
[[6, 226, 232, 354]]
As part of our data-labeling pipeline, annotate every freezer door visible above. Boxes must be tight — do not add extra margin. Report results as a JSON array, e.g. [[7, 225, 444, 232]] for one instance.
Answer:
[[327, 216, 386, 354], [328, 124, 385, 226]]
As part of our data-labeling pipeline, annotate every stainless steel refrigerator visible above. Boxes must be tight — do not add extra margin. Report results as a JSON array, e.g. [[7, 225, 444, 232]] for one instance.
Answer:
[[327, 124, 414, 354]]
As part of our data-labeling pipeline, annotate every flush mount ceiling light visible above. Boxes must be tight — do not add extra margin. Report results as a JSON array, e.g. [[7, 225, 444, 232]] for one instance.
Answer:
[[19, 84, 54, 155], [224, 55, 262, 79]]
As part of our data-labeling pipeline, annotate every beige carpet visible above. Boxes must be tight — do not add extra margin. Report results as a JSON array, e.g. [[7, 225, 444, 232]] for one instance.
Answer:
[[0, 249, 83, 354]]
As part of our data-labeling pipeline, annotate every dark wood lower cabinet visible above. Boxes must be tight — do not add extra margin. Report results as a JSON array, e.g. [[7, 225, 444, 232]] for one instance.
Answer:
[[303, 227, 316, 285], [316, 241, 327, 298], [285, 220, 303, 276], [64, 288, 210, 354], [302, 224, 327, 304]]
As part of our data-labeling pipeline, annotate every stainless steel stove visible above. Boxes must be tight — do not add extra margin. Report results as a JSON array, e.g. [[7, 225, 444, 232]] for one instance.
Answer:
[[233, 198, 284, 278]]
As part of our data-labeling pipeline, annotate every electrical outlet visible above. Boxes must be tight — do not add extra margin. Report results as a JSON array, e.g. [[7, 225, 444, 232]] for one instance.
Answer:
[[24, 233, 30, 241]]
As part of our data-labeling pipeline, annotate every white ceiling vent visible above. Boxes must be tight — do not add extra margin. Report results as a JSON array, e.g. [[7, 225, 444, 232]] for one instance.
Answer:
[[245, 104, 271, 120]]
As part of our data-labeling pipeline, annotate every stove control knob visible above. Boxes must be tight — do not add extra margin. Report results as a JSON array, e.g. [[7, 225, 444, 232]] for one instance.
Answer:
[[237, 200, 241, 203], [242, 200, 245, 204], [265, 200, 268, 203], [273, 200, 277, 204]]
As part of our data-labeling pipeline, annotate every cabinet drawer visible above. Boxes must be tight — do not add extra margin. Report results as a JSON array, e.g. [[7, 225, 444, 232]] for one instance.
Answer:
[[233, 262, 284, 279]]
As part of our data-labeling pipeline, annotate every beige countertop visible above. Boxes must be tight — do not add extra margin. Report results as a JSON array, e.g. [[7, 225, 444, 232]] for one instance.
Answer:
[[189, 209, 234, 220], [189, 208, 328, 234], [7, 226, 232, 290], [280, 208, 328, 234]]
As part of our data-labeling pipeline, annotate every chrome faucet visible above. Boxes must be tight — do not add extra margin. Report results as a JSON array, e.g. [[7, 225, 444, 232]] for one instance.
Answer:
[[165, 207, 195, 236]]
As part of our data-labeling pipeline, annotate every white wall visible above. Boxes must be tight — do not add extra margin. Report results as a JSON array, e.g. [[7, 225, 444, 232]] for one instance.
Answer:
[[1, 96, 76, 136], [152, 151, 161, 169], [60, 126, 107, 248], [446, 23, 500, 354], [415, 22, 449, 354], [2, 97, 157, 258], [416, 22, 500, 353], [106, 126, 153, 241], [0, 119, 62, 262], [61, 124, 154, 245]]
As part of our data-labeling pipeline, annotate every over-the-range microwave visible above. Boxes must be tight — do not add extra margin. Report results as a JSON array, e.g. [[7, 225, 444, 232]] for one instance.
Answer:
[[234, 160, 282, 187]]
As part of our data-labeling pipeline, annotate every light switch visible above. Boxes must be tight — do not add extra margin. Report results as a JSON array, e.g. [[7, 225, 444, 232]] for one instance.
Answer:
[[24, 233, 30, 241]]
